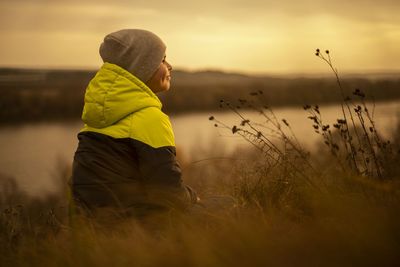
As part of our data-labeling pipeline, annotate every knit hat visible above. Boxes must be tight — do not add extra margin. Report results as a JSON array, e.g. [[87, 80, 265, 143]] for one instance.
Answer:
[[99, 29, 166, 83]]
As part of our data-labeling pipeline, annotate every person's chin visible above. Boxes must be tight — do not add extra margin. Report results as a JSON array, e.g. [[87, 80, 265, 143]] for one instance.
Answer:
[[164, 82, 171, 91], [156, 85, 170, 93]]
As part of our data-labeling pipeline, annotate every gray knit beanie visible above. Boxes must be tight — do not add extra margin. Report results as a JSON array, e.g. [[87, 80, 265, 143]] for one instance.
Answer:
[[99, 29, 166, 83]]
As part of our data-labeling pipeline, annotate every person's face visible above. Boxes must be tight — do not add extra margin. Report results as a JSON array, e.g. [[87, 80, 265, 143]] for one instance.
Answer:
[[146, 55, 173, 94]]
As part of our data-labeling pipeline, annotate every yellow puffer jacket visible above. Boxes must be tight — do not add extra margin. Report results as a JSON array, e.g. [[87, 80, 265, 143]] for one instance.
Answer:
[[81, 62, 174, 148], [71, 63, 197, 215]]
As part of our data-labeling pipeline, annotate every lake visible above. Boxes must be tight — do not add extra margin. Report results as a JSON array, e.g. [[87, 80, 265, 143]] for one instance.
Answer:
[[1, 101, 399, 197]]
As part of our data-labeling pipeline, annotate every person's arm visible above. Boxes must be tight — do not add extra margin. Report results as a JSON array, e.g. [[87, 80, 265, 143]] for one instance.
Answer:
[[134, 141, 198, 209]]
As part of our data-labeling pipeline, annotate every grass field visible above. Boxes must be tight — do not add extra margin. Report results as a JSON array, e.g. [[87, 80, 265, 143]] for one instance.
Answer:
[[1, 132, 400, 266], [1, 52, 400, 266]]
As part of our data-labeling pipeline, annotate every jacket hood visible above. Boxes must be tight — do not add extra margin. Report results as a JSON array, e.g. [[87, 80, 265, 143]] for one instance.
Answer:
[[82, 63, 162, 128]]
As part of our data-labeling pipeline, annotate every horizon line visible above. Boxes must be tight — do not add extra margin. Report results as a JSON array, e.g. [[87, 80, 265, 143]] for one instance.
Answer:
[[0, 64, 399, 79]]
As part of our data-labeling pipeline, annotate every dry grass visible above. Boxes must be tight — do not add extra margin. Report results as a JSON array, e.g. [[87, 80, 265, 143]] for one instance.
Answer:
[[1, 148, 400, 266], [1, 50, 400, 266]]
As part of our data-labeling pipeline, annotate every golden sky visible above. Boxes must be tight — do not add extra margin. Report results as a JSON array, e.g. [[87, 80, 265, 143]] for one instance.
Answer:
[[0, 0, 399, 74]]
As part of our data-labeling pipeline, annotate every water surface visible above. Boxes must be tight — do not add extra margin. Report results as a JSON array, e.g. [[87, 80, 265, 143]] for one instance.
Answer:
[[1, 101, 399, 196]]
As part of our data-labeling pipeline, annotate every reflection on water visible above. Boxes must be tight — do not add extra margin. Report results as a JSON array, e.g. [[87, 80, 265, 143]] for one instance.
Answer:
[[0, 101, 399, 196]]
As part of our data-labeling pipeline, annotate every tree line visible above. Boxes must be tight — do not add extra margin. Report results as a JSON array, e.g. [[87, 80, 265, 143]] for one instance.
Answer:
[[0, 68, 399, 124]]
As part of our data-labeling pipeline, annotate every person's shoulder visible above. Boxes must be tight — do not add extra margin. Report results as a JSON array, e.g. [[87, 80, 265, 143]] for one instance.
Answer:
[[129, 107, 175, 148], [137, 106, 169, 121]]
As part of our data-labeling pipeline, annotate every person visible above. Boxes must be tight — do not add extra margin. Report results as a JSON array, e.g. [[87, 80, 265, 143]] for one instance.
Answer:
[[70, 29, 198, 218]]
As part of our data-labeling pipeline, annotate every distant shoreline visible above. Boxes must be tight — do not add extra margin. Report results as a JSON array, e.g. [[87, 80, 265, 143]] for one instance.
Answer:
[[0, 67, 399, 124], [0, 67, 399, 80]]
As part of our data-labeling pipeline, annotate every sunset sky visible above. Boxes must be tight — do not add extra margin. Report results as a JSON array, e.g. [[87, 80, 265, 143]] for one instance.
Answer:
[[0, 0, 399, 75]]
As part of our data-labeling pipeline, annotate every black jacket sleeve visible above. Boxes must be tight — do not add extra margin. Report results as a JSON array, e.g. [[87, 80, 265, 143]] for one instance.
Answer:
[[133, 141, 198, 206]]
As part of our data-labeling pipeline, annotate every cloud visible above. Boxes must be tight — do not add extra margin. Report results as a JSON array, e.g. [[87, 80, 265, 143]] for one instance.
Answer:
[[0, 2, 162, 34], [1, 0, 399, 34], [0, 0, 399, 73]]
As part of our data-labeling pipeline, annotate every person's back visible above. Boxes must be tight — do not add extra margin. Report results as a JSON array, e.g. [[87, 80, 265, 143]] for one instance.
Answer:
[[71, 29, 197, 218]]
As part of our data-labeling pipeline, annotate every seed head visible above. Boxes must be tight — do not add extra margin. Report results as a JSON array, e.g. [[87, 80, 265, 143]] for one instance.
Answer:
[[240, 119, 250, 126], [353, 88, 365, 98], [307, 116, 318, 123], [314, 105, 320, 114], [232, 125, 238, 134]]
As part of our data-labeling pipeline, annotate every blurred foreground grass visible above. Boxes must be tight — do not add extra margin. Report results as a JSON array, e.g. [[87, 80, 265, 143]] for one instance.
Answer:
[[1, 144, 400, 267]]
